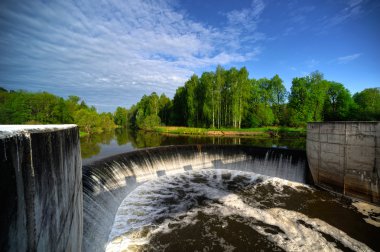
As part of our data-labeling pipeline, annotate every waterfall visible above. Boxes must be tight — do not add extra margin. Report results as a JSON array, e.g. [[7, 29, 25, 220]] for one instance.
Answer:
[[82, 145, 310, 251]]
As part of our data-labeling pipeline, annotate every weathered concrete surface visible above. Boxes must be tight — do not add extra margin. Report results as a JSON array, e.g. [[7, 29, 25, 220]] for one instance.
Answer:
[[307, 122, 380, 204], [0, 125, 83, 251]]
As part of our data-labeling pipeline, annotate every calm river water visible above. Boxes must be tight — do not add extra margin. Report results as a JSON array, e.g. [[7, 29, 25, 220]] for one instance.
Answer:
[[80, 128, 306, 165]]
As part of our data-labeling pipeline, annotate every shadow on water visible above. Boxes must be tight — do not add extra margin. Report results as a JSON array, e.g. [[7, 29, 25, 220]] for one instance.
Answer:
[[80, 128, 306, 164]]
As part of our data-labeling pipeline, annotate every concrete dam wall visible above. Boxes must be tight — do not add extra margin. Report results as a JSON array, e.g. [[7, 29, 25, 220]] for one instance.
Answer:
[[82, 145, 310, 251], [0, 125, 83, 251], [307, 122, 380, 204]]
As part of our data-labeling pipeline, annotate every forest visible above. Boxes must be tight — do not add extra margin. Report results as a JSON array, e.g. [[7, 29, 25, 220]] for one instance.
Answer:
[[0, 87, 124, 135], [1, 66, 379, 134], [127, 66, 380, 130]]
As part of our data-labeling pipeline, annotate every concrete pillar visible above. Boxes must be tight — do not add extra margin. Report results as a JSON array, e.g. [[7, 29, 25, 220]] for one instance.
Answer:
[[0, 125, 83, 251], [307, 122, 380, 204]]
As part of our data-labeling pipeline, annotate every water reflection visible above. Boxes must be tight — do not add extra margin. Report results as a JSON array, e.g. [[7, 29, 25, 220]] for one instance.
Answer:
[[80, 128, 306, 165]]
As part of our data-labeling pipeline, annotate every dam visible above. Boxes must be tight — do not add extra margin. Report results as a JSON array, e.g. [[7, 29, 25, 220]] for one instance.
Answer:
[[1, 124, 379, 251]]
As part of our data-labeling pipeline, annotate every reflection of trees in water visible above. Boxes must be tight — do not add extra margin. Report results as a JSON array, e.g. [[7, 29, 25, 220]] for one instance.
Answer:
[[80, 128, 306, 159], [80, 137, 101, 158], [80, 130, 115, 158], [129, 130, 162, 148], [115, 128, 129, 145]]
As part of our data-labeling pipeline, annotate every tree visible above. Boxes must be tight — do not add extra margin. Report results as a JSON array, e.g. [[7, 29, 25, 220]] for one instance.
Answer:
[[200, 71, 215, 127], [288, 72, 329, 126], [171, 87, 187, 126], [323, 82, 352, 120], [269, 74, 287, 125], [214, 65, 225, 128], [158, 94, 172, 126], [352, 88, 380, 120], [114, 106, 128, 127], [184, 74, 199, 127], [74, 109, 102, 134]]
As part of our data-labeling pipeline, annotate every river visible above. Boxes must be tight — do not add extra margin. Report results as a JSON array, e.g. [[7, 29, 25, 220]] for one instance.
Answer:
[[80, 128, 306, 165]]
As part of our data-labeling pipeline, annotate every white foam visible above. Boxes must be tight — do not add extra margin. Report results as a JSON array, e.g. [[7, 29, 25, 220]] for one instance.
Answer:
[[352, 201, 380, 227], [106, 169, 373, 252]]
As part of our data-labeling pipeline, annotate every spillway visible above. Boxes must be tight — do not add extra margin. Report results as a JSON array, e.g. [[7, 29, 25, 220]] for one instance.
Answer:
[[82, 145, 310, 251], [83, 144, 380, 252]]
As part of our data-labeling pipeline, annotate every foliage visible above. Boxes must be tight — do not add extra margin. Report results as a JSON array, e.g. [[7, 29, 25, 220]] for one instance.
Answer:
[[1, 67, 378, 133], [114, 106, 128, 126], [352, 88, 380, 120], [0, 88, 116, 134]]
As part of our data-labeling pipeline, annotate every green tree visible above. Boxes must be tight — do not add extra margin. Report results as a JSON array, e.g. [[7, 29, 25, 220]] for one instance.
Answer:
[[184, 74, 199, 127], [158, 94, 171, 126], [171, 87, 187, 126], [114, 106, 128, 127], [323, 82, 352, 120], [352, 88, 380, 120], [288, 71, 329, 126]]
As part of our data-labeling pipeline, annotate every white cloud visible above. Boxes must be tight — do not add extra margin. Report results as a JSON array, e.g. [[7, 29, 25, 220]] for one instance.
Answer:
[[337, 53, 362, 64], [322, 0, 365, 29], [306, 59, 319, 68], [0, 0, 266, 111]]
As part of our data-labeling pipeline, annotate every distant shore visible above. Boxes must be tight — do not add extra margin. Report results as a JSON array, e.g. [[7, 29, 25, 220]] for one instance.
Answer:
[[152, 126, 306, 138]]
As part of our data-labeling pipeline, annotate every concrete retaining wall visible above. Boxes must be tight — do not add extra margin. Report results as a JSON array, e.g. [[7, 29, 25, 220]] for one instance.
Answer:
[[307, 122, 380, 204], [0, 125, 83, 251]]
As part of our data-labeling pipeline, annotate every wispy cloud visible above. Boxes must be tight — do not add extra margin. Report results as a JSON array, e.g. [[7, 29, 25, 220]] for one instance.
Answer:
[[282, 2, 315, 36], [0, 0, 265, 111], [321, 0, 365, 29], [306, 59, 319, 68], [337, 53, 362, 64]]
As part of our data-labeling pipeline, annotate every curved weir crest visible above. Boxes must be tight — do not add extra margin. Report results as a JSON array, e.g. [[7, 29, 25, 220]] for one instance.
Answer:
[[83, 144, 380, 252], [82, 145, 310, 251]]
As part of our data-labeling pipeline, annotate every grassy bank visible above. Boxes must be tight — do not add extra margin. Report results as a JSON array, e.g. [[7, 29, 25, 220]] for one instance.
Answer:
[[79, 131, 89, 137], [153, 126, 306, 137]]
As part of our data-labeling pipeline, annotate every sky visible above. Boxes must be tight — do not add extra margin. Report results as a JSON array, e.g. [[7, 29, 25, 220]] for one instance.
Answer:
[[0, 0, 379, 112]]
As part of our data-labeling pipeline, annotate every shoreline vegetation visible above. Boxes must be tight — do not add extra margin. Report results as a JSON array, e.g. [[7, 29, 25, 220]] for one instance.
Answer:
[[1, 67, 379, 136], [152, 126, 306, 138]]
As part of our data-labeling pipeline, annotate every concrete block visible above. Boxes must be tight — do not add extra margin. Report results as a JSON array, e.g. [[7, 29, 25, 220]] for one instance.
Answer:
[[347, 145, 375, 159], [339, 145, 345, 157], [346, 134, 375, 147], [320, 151, 341, 165], [307, 123, 320, 132], [327, 133, 345, 144], [346, 122, 376, 133], [358, 122, 377, 132], [344, 173, 372, 202], [320, 133, 328, 142], [320, 123, 346, 134], [376, 147, 380, 158], [376, 122, 380, 137], [376, 136, 380, 148], [307, 132, 320, 141], [318, 169, 344, 192], [346, 159, 375, 172], [307, 122, 380, 204], [307, 142, 319, 159], [321, 161, 343, 174], [307, 149, 319, 159], [320, 143, 341, 155]]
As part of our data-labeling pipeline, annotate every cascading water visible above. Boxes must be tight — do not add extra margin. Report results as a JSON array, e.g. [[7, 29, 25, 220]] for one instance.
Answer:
[[82, 145, 380, 252]]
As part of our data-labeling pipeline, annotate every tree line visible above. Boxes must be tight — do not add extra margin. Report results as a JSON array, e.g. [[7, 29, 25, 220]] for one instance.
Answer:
[[127, 66, 380, 129], [0, 87, 121, 134], [1, 66, 379, 133]]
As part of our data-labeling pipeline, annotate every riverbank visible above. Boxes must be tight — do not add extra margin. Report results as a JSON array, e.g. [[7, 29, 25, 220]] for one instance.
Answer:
[[153, 126, 306, 137]]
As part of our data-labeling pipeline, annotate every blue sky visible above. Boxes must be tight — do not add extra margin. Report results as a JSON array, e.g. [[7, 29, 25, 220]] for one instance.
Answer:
[[0, 0, 379, 112]]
